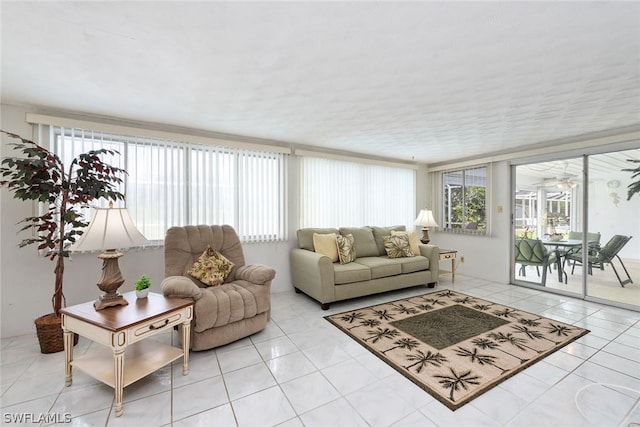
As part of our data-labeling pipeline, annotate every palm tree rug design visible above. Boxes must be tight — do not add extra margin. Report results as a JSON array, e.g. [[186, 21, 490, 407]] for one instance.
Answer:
[[325, 290, 589, 411]]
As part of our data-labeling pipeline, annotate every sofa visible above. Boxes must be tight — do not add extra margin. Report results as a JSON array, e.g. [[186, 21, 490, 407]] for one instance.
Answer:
[[290, 225, 439, 309], [161, 225, 275, 351]]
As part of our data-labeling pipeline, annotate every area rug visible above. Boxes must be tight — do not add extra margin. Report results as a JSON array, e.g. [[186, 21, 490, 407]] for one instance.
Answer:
[[325, 290, 589, 411]]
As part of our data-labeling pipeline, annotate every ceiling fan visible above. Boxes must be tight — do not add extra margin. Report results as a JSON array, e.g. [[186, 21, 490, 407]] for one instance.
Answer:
[[534, 161, 579, 189]]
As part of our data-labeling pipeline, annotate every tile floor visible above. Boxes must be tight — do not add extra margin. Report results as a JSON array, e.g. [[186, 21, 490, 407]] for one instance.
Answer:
[[2, 275, 640, 427]]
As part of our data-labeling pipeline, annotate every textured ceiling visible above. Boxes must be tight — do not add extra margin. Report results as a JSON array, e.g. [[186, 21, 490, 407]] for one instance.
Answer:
[[2, 1, 639, 164]]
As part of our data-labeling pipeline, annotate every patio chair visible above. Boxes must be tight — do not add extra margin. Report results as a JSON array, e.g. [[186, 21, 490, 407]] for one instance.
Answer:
[[515, 238, 559, 286], [568, 235, 633, 287], [561, 231, 601, 262]]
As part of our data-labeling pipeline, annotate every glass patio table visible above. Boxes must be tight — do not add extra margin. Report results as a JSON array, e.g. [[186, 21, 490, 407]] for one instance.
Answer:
[[541, 238, 596, 282]]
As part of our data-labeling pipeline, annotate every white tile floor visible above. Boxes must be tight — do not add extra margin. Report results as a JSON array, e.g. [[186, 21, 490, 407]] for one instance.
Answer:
[[2, 275, 640, 426]]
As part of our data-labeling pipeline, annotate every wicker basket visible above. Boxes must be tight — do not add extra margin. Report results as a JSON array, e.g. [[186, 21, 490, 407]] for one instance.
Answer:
[[34, 313, 78, 354]]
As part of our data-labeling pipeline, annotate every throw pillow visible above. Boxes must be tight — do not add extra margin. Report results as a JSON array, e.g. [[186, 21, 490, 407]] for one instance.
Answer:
[[336, 233, 357, 264], [188, 246, 235, 287], [372, 225, 406, 255], [313, 233, 339, 262], [384, 234, 415, 258], [408, 230, 420, 255], [391, 230, 420, 256]]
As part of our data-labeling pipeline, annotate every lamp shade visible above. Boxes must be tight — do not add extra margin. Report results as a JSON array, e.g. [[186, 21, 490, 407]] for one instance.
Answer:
[[415, 209, 439, 228], [71, 207, 149, 252]]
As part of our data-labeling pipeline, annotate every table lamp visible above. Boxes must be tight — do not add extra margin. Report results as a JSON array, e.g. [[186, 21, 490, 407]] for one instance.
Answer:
[[415, 209, 439, 244], [71, 203, 149, 310]]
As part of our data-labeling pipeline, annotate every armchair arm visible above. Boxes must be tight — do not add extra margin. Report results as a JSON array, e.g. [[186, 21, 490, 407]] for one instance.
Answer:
[[235, 264, 276, 285], [161, 276, 204, 301]]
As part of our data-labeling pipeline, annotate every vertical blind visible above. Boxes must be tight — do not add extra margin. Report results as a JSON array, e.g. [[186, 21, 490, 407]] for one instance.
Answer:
[[50, 126, 287, 243], [299, 156, 416, 228]]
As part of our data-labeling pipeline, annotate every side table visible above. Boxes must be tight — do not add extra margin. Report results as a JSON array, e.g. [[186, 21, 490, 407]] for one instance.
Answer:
[[439, 249, 458, 283], [61, 291, 193, 417]]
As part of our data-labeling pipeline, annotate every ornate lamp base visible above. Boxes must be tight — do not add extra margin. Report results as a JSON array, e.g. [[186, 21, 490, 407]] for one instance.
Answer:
[[94, 293, 128, 310], [94, 250, 129, 311], [420, 228, 431, 245]]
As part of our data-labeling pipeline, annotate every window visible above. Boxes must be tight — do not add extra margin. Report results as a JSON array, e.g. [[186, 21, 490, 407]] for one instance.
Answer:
[[299, 156, 416, 228], [50, 126, 287, 243], [514, 188, 573, 238], [442, 166, 487, 233]]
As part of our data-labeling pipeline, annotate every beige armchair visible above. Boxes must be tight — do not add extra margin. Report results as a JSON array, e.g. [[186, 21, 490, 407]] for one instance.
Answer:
[[161, 225, 275, 351]]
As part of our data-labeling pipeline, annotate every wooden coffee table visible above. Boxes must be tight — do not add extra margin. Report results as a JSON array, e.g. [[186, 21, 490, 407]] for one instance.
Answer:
[[61, 292, 193, 416]]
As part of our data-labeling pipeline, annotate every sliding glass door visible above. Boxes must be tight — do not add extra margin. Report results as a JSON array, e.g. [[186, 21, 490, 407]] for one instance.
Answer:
[[512, 149, 640, 311], [513, 158, 582, 297]]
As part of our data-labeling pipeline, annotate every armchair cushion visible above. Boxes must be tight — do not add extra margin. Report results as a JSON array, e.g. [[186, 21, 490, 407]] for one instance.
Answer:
[[188, 246, 235, 287], [235, 264, 276, 285], [194, 281, 270, 331], [161, 276, 204, 300]]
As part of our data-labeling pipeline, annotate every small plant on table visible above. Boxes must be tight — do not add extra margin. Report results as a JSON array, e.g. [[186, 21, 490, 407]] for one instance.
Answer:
[[135, 275, 151, 298]]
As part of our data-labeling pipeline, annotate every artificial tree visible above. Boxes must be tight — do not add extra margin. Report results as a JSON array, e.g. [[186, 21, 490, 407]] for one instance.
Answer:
[[0, 130, 126, 351]]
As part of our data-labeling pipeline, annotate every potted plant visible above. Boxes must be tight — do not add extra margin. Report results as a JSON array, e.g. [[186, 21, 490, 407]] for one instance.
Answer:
[[135, 274, 151, 299], [0, 130, 126, 353]]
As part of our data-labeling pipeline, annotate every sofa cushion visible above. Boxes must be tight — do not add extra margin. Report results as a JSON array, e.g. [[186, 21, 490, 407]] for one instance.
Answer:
[[353, 257, 402, 279], [334, 261, 371, 284], [396, 255, 430, 274], [339, 227, 378, 257], [297, 228, 339, 251], [372, 225, 406, 256], [384, 234, 415, 258], [336, 233, 357, 264], [313, 233, 339, 262]]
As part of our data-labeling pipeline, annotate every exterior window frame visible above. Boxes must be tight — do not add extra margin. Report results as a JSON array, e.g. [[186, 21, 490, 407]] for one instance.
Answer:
[[440, 165, 488, 235]]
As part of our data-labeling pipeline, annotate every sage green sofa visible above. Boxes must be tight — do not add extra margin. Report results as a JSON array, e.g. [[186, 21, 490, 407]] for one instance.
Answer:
[[290, 226, 439, 309]]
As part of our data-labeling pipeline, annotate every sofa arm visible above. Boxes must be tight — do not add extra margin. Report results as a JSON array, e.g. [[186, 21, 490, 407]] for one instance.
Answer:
[[419, 244, 440, 278], [290, 248, 336, 303], [161, 276, 204, 301], [235, 264, 276, 285]]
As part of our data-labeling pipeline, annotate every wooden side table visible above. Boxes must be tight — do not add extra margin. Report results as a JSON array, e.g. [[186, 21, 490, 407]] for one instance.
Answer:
[[439, 249, 458, 283], [61, 292, 193, 417]]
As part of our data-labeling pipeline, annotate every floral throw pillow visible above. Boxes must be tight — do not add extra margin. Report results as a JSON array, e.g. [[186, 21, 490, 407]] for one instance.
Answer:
[[188, 246, 235, 287], [384, 234, 415, 258], [391, 230, 420, 256], [336, 233, 357, 264]]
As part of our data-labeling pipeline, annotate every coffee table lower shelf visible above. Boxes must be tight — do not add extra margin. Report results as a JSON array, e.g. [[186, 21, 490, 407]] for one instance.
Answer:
[[72, 339, 183, 388]]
